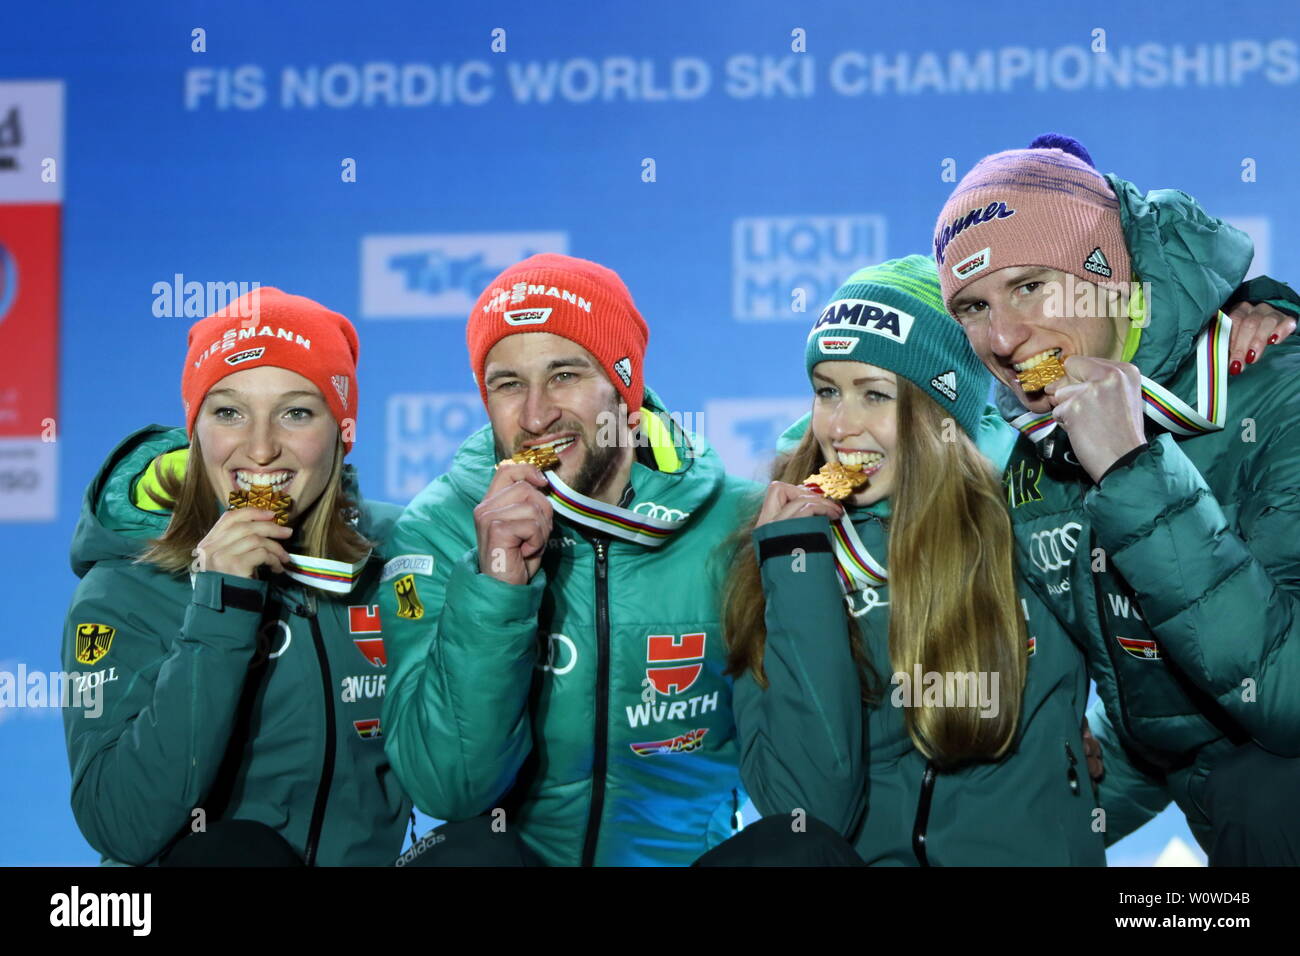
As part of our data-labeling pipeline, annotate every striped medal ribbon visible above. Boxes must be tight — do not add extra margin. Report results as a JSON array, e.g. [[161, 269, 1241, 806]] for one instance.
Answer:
[[544, 471, 687, 547], [829, 514, 888, 595], [1011, 312, 1231, 445], [284, 551, 372, 594]]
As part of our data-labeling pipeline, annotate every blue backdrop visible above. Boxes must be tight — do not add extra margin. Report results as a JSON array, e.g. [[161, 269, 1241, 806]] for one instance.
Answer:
[[2, 0, 1297, 865]]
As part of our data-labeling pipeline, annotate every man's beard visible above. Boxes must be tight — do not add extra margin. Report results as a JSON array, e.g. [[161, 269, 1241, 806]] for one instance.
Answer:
[[567, 431, 625, 500], [496, 406, 629, 500]]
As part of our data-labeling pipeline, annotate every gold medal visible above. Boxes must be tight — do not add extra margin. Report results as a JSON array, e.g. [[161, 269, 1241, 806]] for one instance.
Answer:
[[1017, 354, 1066, 392], [228, 486, 293, 525], [802, 462, 869, 501], [501, 445, 561, 471]]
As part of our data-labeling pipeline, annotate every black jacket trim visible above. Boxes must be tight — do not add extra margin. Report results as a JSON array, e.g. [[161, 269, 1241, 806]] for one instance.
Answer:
[[1099, 442, 1151, 487], [758, 532, 832, 565]]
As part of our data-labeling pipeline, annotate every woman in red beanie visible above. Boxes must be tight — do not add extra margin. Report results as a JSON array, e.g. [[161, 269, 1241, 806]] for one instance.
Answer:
[[60, 288, 411, 866]]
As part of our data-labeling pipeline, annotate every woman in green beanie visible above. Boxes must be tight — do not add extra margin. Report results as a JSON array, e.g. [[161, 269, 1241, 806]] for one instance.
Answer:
[[719, 255, 1105, 865]]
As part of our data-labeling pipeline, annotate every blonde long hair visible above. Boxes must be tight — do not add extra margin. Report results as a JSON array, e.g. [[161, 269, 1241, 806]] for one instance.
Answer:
[[723, 378, 1027, 768], [137, 429, 371, 575]]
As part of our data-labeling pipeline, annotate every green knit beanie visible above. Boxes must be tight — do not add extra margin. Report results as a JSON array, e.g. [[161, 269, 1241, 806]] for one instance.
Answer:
[[804, 254, 990, 440]]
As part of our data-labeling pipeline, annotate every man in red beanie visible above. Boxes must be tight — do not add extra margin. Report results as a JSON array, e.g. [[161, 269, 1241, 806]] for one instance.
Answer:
[[935, 135, 1300, 865], [380, 254, 760, 866]]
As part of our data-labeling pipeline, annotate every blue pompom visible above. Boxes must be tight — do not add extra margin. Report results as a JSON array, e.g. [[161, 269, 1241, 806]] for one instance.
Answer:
[[1027, 133, 1094, 168]]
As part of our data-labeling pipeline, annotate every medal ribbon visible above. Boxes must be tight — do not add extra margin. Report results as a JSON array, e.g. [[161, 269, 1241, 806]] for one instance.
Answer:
[[1010, 312, 1231, 445], [544, 471, 687, 547], [828, 514, 888, 594], [284, 551, 371, 594]]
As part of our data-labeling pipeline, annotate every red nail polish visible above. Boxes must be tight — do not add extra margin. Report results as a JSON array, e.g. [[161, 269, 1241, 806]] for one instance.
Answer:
[[1246, 349, 1256, 364], [1230, 360, 1242, 375], [1269, 334, 1279, 344]]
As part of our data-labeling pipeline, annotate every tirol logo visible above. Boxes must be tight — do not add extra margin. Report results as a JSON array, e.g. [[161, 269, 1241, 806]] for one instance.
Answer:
[[733, 214, 887, 320], [225, 347, 265, 366], [703, 397, 811, 481], [0, 105, 20, 170], [503, 307, 551, 326], [612, 356, 632, 387], [953, 247, 990, 280], [934, 202, 1015, 265], [0, 82, 64, 203], [348, 604, 386, 667], [630, 728, 708, 757], [645, 632, 706, 695], [809, 299, 914, 344], [360, 231, 568, 319], [930, 369, 958, 401], [817, 336, 857, 355]]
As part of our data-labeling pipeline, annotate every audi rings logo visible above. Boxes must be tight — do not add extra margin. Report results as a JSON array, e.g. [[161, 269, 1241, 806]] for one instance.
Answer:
[[633, 501, 690, 522], [1028, 522, 1082, 573], [537, 632, 577, 676]]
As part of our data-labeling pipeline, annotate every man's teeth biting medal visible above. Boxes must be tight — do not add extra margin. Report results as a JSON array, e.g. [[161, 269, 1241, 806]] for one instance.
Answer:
[[1017, 353, 1067, 393]]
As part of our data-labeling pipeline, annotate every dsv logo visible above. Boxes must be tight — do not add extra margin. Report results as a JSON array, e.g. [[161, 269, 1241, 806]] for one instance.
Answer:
[[536, 632, 577, 675], [1028, 522, 1082, 573], [633, 501, 689, 522]]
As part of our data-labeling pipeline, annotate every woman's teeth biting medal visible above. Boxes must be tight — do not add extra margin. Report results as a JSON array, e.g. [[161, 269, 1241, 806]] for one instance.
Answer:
[[803, 462, 870, 501], [228, 485, 293, 525]]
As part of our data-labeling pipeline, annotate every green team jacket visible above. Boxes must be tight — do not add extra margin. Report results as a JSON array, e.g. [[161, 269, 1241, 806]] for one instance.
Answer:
[[62, 425, 411, 865], [997, 177, 1300, 849], [380, 389, 757, 866], [733, 411, 1105, 866]]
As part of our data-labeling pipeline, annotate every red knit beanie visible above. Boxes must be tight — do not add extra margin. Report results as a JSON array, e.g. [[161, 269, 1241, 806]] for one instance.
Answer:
[[182, 287, 361, 454], [467, 254, 649, 411], [933, 146, 1132, 314]]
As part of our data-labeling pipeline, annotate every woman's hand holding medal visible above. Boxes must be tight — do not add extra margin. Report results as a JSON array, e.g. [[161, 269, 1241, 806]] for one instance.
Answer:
[[755, 480, 845, 528], [193, 507, 295, 580]]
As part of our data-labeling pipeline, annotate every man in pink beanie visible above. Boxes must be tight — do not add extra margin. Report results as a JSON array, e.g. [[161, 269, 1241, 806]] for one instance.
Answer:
[[935, 134, 1300, 865]]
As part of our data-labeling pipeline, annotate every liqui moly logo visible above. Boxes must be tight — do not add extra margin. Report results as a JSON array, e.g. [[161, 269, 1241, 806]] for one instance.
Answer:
[[733, 214, 887, 320]]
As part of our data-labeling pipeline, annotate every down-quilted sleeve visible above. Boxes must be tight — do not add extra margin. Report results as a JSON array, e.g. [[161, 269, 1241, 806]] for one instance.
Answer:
[[1085, 429, 1300, 755]]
